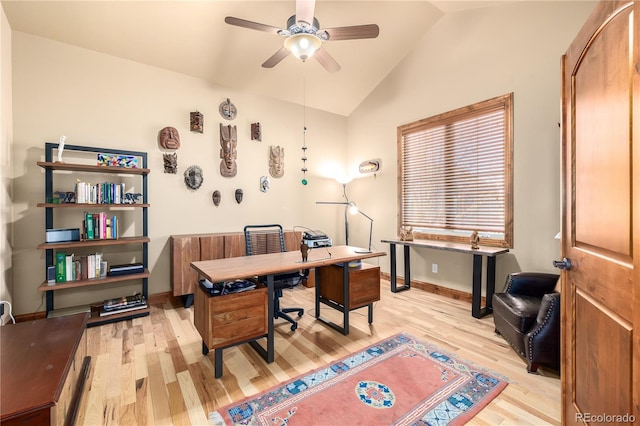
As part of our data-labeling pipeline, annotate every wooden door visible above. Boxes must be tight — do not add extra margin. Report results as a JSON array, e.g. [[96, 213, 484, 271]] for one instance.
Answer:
[[561, 1, 639, 424]]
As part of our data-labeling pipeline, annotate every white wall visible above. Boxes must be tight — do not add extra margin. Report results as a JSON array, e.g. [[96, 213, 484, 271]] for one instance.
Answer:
[[10, 32, 348, 314], [346, 1, 596, 293], [8, 1, 597, 315], [1, 5, 13, 324]]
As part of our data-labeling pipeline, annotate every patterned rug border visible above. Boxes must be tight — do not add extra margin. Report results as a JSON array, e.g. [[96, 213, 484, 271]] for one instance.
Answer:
[[210, 332, 509, 425]]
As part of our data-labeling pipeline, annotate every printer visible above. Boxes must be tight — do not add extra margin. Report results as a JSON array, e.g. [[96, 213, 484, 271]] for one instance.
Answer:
[[303, 232, 332, 248]]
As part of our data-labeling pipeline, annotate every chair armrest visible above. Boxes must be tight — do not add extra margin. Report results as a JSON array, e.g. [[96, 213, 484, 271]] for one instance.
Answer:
[[504, 272, 559, 298], [524, 292, 561, 370]]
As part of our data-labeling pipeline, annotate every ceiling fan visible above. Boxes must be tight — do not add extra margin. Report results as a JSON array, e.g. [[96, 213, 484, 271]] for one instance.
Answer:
[[224, 0, 379, 73]]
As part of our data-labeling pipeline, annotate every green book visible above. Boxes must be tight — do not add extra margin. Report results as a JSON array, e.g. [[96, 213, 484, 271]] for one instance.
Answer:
[[85, 212, 94, 239], [55, 252, 66, 282]]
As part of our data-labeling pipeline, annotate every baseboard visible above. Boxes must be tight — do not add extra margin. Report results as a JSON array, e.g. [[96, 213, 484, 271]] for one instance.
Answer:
[[147, 291, 176, 306], [14, 282, 485, 324], [14, 311, 47, 322], [14, 291, 179, 323], [380, 272, 486, 305]]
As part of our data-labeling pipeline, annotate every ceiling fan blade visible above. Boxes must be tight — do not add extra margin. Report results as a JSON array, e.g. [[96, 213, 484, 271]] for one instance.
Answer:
[[296, 0, 316, 27], [322, 24, 380, 41], [225, 16, 283, 35], [262, 47, 291, 68], [313, 46, 341, 73]]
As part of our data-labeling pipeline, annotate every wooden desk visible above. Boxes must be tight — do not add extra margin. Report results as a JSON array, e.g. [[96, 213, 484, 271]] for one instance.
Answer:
[[381, 239, 509, 318], [1, 313, 91, 425], [191, 245, 386, 377]]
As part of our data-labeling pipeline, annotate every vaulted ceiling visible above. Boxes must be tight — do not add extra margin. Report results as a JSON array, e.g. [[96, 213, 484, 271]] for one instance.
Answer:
[[2, 1, 506, 116]]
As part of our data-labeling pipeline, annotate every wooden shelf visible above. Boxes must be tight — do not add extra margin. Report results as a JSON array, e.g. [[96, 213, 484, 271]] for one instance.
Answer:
[[37, 202, 150, 208], [39, 143, 150, 327], [37, 161, 150, 175], [37, 236, 150, 250], [39, 270, 150, 291]]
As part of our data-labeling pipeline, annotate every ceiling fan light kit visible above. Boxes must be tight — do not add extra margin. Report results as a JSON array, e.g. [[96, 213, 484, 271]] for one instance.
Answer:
[[284, 33, 322, 61], [225, 0, 379, 72]]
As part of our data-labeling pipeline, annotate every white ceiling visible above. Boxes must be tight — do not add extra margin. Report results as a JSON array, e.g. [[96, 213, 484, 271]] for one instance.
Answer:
[[2, 0, 507, 116]]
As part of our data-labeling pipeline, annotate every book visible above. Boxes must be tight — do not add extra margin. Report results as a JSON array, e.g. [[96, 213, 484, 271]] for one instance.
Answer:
[[99, 303, 147, 317], [111, 215, 118, 238], [55, 252, 66, 283], [103, 293, 146, 311], [65, 254, 73, 281], [85, 212, 94, 239], [74, 259, 81, 281], [108, 262, 144, 276], [94, 252, 103, 278], [87, 254, 95, 279], [99, 212, 107, 238], [79, 256, 88, 280]]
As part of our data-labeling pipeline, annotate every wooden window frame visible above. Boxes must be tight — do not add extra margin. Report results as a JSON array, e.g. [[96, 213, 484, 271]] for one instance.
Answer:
[[397, 93, 513, 248]]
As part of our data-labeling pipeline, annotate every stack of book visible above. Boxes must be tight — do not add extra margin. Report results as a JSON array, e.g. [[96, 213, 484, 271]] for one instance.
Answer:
[[100, 293, 147, 317], [108, 262, 144, 276]]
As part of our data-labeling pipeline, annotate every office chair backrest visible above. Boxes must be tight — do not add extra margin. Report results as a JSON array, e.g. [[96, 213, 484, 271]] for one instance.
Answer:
[[244, 224, 286, 256]]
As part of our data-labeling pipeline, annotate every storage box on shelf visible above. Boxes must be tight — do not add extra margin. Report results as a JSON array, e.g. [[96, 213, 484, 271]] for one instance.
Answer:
[[37, 142, 150, 326]]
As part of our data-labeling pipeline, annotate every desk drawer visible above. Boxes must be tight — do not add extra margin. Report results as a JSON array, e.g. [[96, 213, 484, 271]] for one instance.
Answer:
[[194, 284, 268, 349], [319, 263, 380, 309]]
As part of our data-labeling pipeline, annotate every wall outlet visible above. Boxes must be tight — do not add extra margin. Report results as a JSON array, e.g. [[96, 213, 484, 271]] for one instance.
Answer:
[[432, 263, 438, 273]]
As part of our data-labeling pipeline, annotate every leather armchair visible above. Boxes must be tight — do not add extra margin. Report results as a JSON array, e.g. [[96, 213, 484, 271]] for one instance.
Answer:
[[492, 272, 560, 373]]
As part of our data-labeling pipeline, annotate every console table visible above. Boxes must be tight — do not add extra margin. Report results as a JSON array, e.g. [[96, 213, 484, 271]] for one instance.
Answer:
[[0, 313, 91, 425], [381, 238, 509, 318]]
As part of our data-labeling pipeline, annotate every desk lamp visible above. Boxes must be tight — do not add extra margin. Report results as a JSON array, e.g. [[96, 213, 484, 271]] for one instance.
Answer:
[[316, 182, 373, 253], [348, 202, 374, 254]]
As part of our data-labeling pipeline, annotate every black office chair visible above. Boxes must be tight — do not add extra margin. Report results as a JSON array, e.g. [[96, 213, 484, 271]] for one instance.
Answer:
[[244, 224, 306, 331]]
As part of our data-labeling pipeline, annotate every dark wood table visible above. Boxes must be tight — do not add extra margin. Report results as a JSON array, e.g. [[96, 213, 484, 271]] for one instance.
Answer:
[[381, 238, 509, 318], [1, 313, 91, 425], [191, 245, 386, 377]]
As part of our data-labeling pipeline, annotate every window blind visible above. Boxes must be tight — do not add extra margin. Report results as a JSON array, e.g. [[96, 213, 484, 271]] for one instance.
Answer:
[[398, 93, 513, 247]]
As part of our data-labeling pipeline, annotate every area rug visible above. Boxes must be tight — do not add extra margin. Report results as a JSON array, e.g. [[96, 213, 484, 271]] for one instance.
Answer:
[[209, 333, 508, 425]]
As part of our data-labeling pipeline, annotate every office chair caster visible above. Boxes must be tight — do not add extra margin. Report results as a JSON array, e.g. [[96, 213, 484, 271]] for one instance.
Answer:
[[291, 323, 298, 332]]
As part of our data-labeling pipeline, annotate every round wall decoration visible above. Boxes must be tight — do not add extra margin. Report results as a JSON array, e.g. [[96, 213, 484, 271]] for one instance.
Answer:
[[219, 98, 237, 120], [184, 165, 203, 190]]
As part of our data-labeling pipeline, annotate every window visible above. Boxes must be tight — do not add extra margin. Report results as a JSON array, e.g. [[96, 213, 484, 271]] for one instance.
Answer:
[[398, 93, 513, 248]]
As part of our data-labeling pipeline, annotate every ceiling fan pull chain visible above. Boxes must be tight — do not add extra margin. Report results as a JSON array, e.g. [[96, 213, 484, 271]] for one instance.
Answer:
[[301, 74, 308, 186]]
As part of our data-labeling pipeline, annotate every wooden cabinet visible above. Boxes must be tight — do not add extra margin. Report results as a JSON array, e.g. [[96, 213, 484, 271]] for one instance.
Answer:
[[194, 283, 268, 350], [171, 233, 237, 299], [37, 143, 150, 326], [0, 313, 90, 426], [171, 230, 302, 299], [318, 263, 380, 309]]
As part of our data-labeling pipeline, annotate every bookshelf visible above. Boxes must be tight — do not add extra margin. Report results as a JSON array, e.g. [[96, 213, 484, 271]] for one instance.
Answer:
[[37, 143, 150, 326]]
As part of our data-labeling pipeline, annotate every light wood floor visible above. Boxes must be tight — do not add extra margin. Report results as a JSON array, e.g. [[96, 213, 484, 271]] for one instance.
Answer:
[[75, 281, 561, 425]]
